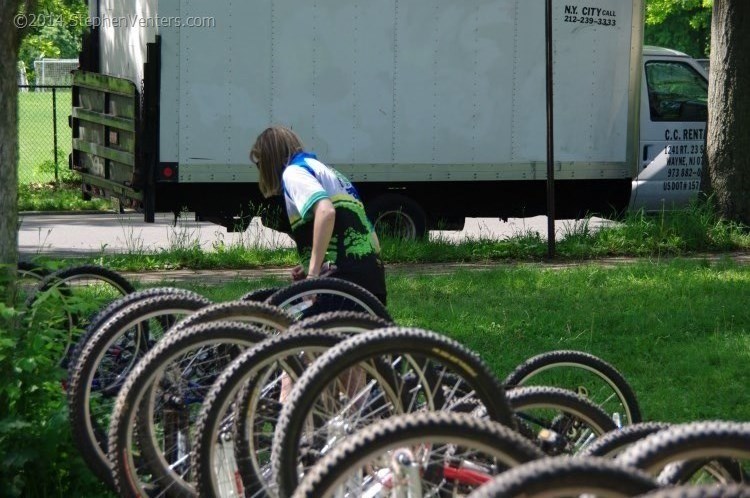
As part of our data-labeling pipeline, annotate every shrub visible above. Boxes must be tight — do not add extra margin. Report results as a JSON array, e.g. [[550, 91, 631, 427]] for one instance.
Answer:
[[0, 294, 110, 496]]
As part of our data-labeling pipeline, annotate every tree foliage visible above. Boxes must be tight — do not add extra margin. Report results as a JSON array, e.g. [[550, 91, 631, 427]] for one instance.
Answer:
[[18, 0, 86, 82], [645, 0, 713, 57]]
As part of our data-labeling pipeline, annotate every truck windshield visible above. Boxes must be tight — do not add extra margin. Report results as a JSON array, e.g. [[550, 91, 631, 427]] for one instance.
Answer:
[[645, 61, 708, 122]]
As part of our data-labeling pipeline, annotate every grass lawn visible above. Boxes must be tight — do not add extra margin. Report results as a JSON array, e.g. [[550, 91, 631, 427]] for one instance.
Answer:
[[18, 88, 73, 185], [169, 258, 750, 425], [4, 256, 748, 496]]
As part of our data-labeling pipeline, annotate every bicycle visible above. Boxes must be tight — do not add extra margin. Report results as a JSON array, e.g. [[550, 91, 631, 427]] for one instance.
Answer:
[[271, 326, 514, 497], [66, 289, 211, 489], [107, 321, 282, 497], [618, 421, 750, 486], [292, 411, 546, 498], [504, 349, 642, 427], [24, 264, 136, 367], [265, 276, 391, 321]]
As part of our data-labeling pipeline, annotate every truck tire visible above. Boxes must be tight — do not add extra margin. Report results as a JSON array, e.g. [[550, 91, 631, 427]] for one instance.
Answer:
[[366, 193, 427, 240]]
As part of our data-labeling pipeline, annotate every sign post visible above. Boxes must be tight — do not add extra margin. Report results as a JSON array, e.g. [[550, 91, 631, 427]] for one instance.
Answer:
[[545, 0, 556, 258]]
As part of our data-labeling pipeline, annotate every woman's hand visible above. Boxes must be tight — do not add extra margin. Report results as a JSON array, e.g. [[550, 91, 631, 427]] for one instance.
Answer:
[[291, 265, 306, 281]]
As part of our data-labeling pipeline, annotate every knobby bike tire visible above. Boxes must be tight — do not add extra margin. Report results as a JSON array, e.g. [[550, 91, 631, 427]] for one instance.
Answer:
[[618, 421, 750, 484], [192, 329, 347, 498], [286, 310, 393, 334], [67, 292, 211, 489], [271, 326, 513, 497], [17, 261, 51, 284], [25, 264, 137, 368], [635, 484, 750, 498], [231, 311, 392, 494], [292, 411, 545, 498], [265, 276, 391, 321], [167, 299, 294, 335], [466, 456, 658, 498], [67, 287, 202, 384], [507, 386, 618, 455], [583, 422, 672, 458], [25, 264, 135, 308], [503, 349, 642, 425], [241, 286, 282, 302], [107, 321, 270, 498]]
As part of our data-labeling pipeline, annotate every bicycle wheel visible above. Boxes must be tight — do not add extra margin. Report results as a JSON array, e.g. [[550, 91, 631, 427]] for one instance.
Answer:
[[233, 311, 390, 489], [230, 311, 393, 495], [583, 422, 672, 458], [192, 329, 347, 498], [635, 484, 750, 498], [15, 261, 50, 304], [67, 292, 211, 489], [618, 421, 750, 485], [287, 310, 394, 334], [167, 299, 295, 334], [25, 264, 136, 367], [108, 322, 270, 498], [67, 287, 195, 384], [507, 386, 618, 456], [466, 456, 658, 498], [271, 326, 514, 497], [503, 349, 642, 426], [17, 261, 51, 278], [241, 286, 282, 302], [265, 277, 391, 321], [293, 411, 546, 498]]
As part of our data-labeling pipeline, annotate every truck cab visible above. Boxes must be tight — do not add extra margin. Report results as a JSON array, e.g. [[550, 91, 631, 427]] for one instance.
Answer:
[[630, 46, 709, 212]]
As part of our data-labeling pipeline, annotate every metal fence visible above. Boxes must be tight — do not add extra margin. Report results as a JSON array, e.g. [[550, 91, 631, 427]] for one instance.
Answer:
[[18, 85, 73, 185]]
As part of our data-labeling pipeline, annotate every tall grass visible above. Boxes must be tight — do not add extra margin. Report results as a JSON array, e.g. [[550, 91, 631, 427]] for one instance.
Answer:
[[34, 199, 749, 271], [564, 201, 750, 257]]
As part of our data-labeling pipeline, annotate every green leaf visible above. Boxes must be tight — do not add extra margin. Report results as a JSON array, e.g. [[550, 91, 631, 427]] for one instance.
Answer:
[[15, 358, 37, 372]]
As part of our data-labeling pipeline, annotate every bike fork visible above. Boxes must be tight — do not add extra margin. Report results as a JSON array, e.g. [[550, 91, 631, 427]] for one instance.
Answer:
[[390, 448, 422, 498]]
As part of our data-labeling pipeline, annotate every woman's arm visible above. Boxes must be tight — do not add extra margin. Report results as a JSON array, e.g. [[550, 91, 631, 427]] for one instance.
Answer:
[[307, 198, 336, 277]]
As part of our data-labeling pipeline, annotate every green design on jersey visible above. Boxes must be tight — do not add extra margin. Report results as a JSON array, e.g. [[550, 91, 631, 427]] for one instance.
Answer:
[[334, 198, 376, 234], [290, 195, 378, 270], [327, 234, 339, 262], [343, 227, 374, 259]]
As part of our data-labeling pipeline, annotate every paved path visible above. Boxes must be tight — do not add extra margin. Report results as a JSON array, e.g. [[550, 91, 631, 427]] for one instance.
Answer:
[[19, 212, 611, 257]]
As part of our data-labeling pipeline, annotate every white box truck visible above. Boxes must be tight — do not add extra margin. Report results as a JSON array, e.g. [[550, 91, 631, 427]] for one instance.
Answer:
[[71, 0, 708, 237]]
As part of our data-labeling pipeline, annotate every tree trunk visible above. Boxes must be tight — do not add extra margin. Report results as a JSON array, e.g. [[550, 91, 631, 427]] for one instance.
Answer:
[[706, 0, 750, 225], [0, 1, 22, 306]]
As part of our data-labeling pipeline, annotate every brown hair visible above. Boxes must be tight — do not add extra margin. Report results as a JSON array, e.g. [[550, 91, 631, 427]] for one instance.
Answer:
[[250, 126, 304, 198]]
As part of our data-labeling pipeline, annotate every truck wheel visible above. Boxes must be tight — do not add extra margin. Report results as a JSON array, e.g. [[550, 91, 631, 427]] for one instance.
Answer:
[[366, 193, 427, 240]]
